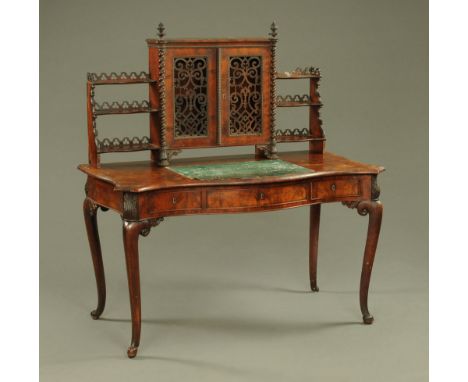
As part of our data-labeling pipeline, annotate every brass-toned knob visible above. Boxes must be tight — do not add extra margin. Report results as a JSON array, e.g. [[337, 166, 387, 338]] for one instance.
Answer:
[[172, 196, 177, 205], [330, 183, 336, 192], [258, 192, 265, 200]]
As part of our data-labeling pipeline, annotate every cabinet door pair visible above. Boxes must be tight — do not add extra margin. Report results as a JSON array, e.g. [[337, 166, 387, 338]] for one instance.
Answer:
[[165, 47, 272, 148]]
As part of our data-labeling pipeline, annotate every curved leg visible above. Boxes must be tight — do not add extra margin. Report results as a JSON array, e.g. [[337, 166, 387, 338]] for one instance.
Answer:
[[358, 201, 383, 324], [83, 197, 106, 320], [122, 218, 163, 359], [309, 204, 321, 292], [344, 200, 383, 324]]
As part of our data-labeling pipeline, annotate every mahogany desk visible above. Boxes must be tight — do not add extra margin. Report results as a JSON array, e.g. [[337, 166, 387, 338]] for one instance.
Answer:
[[79, 24, 384, 358]]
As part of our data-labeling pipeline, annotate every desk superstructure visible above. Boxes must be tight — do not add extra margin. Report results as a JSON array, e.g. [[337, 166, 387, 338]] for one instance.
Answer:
[[79, 23, 384, 358]]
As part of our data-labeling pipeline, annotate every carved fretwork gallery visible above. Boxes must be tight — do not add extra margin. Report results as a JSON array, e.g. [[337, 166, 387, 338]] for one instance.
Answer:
[[79, 23, 384, 358]]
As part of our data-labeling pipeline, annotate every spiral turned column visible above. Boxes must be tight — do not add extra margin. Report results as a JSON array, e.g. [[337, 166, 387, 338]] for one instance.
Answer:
[[88, 79, 98, 148], [267, 22, 279, 159], [157, 22, 169, 167]]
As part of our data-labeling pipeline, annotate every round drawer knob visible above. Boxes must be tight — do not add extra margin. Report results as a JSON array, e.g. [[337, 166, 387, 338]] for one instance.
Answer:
[[330, 183, 336, 192], [258, 192, 265, 200]]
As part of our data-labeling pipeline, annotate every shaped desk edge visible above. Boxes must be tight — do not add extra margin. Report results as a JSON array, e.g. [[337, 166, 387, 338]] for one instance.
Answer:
[[79, 151, 384, 221]]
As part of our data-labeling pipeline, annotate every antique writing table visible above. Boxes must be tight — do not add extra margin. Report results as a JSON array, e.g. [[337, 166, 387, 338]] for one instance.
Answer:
[[79, 23, 384, 358]]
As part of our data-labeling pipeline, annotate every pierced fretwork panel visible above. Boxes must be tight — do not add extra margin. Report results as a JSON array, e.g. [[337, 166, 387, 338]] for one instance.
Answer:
[[96, 136, 152, 153], [229, 56, 263, 136], [173, 56, 209, 138]]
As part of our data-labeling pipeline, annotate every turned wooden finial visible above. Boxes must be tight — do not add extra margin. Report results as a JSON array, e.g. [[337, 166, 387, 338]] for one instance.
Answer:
[[269, 21, 278, 39], [157, 22, 165, 39]]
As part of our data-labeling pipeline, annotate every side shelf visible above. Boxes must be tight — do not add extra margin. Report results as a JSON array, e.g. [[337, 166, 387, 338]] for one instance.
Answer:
[[273, 67, 325, 150], [87, 71, 157, 85], [275, 67, 321, 79], [275, 128, 326, 143], [87, 71, 160, 164], [96, 137, 156, 154], [94, 101, 158, 116], [276, 94, 323, 108]]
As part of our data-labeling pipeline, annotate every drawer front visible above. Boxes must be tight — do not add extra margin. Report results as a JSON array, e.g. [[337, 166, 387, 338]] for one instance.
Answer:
[[150, 190, 202, 212], [313, 177, 361, 201], [258, 184, 308, 206], [207, 188, 260, 209], [207, 183, 308, 210]]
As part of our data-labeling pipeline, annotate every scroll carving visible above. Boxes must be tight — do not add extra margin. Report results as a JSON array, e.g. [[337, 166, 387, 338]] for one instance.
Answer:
[[173, 56, 209, 137], [342, 177, 381, 213], [342, 201, 371, 216], [140, 217, 165, 237], [229, 56, 263, 135]]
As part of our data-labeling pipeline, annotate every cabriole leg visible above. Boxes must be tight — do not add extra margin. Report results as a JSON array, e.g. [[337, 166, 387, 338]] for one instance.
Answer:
[[122, 218, 163, 359], [309, 204, 321, 292], [343, 200, 383, 324], [358, 200, 383, 324], [83, 197, 106, 320]]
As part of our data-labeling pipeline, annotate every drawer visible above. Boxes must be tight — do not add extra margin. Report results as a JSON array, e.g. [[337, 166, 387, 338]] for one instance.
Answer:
[[207, 188, 260, 209], [259, 184, 308, 206], [207, 183, 308, 210], [149, 190, 202, 212], [312, 177, 361, 201]]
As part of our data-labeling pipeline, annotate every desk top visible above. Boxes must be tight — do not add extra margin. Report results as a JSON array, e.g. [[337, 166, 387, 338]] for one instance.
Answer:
[[78, 151, 384, 193]]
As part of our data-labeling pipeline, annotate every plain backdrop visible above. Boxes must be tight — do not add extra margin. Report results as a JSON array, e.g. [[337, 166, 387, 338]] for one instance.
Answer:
[[40, 0, 428, 381]]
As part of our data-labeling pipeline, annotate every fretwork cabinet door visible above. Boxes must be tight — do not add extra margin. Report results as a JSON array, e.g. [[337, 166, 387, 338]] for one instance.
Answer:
[[220, 47, 271, 146], [165, 48, 218, 148]]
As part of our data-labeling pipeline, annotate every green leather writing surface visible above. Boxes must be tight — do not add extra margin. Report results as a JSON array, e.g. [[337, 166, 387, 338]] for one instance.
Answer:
[[169, 159, 313, 180]]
